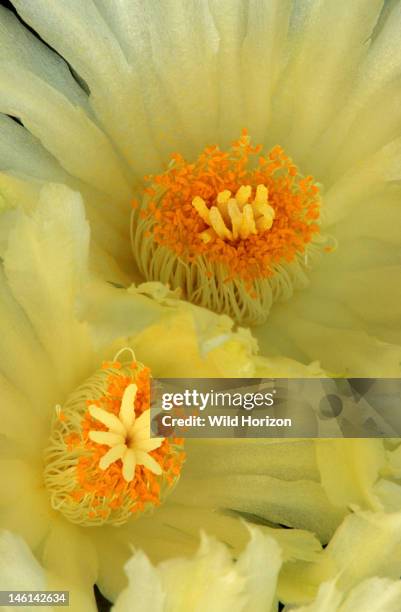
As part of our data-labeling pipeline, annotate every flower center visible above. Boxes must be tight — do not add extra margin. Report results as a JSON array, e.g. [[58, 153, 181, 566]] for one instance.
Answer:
[[132, 130, 333, 325], [43, 352, 184, 527]]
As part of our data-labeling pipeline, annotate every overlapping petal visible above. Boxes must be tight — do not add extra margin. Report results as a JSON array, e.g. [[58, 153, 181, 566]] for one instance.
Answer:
[[0, 1, 398, 375], [0, 2, 400, 610], [0, 184, 346, 608]]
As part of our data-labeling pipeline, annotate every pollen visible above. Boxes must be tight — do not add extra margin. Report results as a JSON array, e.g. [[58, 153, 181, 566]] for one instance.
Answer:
[[131, 130, 332, 325], [43, 351, 184, 527]]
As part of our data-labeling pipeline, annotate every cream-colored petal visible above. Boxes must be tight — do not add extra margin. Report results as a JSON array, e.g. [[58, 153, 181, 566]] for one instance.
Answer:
[[42, 520, 98, 612], [113, 526, 282, 612], [289, 580, 343, 612], [256, 310, 401, 378], [89, 527, 133, 604], [94, 0, 220, 160], [0, 265, 58, 412], [0, 113, 65, 183], [0, 531, 46, 592], [290, 577, 401, 612], [0, 491, 50, 554], [170, 471, 345, 543], [3, 184, 94, 396], [0, 373, 47, 454], [11, 0, 161, 175], [331, 189, 401, 249], [124, 503, 248, 565], [325, 266, 401, 327], [254, 355, 327, 378], [316, 440, 386, 510], [279, 509, 401, 605], [323, 137, 401, 226], [321, 511, 401, 593], [0, 127, 130, 283], [131, 309, 257, 378], [313, 2, 401, 179], [120, 512, 318, 606], [237, 527, 282, 612], [82, 279, 175, 349], [241, 1, 292, 143], [0, 61, 130, 200], [340, 577, 401, 612], [262, 526, 322, 565], [94, 290, 257, 380], [112, 550, 164, 612], [184, 439, 320, 482], [271, 0, 383, 166], [157, 532, 245, 612], [373, 479, 401, 513], [0, 460, 40, 508], [0, 6, 89, 108]]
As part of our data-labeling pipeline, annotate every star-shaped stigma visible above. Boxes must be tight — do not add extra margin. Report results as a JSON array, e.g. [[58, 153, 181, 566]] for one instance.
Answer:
[[88, 383, 164, 482]]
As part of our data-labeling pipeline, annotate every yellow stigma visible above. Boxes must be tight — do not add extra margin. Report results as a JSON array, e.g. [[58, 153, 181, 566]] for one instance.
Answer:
[[193, 184, 275, 244], [44, 354, 184, 527], [88, 383, 164, 482]]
